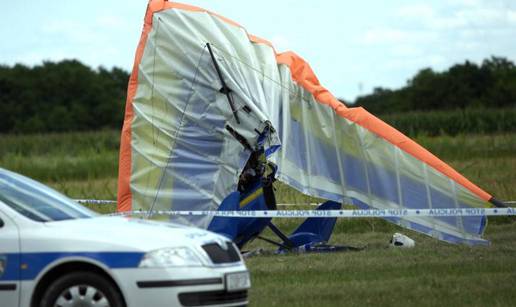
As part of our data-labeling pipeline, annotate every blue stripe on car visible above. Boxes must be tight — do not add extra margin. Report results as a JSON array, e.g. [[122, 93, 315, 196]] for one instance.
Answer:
[[0, 252, 144, 281]]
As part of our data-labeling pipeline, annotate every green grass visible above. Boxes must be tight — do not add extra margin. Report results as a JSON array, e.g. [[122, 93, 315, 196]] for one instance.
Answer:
[[246, 221, 516, 307], [1, 130, 515, 306], [0, 130, 119, 182], [1, 130, 515, 201]]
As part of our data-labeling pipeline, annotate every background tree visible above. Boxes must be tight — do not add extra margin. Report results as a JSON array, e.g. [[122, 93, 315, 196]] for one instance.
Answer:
[[1, 57, 515, 134], [354, 56, 516, 114], [0, 60, 129, 133]]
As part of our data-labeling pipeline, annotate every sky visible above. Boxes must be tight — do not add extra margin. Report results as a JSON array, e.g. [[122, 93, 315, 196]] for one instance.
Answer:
[[1, 0, 516, 102]]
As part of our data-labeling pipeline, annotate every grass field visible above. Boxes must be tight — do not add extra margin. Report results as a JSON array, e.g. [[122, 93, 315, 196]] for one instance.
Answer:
[[1, 131, 515, 202], [247, 222, 516, 307], [1, 131, 515, 306]]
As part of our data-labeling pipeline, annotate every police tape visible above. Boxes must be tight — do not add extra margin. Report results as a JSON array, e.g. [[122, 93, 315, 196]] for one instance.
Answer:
[[79, 199, 516, 208], [106, 207, 516, 218]]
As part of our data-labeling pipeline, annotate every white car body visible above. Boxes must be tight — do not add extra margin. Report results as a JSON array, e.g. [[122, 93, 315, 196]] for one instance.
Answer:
[[0, 168, 250, 307]]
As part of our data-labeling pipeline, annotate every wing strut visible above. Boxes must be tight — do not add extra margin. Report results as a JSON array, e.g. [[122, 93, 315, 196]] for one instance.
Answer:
[[206, 43, 241, 124]]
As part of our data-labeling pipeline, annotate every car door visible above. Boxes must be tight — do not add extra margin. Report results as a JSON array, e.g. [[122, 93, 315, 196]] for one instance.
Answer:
[[0, 208, 20, 307]]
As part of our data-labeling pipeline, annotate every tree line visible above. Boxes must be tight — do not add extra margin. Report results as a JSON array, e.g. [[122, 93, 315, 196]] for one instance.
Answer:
[[354, 56, 516, 114], [0, 60, 129, 133], [0, 57, 515, 134]]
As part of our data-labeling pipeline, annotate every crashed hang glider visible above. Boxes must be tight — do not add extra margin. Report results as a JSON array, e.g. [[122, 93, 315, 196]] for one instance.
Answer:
[[117, 0, 503, 246]]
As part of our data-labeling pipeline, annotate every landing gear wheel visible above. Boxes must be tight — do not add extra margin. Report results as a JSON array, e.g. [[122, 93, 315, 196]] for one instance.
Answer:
[[39, 272, 124, 307]]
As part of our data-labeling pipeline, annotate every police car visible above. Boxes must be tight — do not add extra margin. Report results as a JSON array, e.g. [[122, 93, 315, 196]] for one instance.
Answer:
[[0, 168, 250, 307]]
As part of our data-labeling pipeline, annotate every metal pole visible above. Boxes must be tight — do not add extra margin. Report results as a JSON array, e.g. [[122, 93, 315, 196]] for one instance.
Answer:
[[206, 43, 240, 124]]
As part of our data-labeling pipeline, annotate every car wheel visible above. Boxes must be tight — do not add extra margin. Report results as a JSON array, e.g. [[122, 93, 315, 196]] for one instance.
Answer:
[[39, 271, 124, 307]]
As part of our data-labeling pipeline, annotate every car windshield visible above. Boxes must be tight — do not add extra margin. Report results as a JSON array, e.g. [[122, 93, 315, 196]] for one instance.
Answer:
[[0, 168, 98, 222]]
